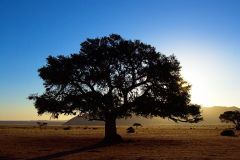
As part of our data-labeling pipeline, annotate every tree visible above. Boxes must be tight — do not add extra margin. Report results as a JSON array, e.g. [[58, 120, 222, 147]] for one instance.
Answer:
[[133, 123, 142, 128], [133, 123, 142, 134], [36, 122, 48, 129], [219, 111, 240, 130], [29, 34, 202, 144]]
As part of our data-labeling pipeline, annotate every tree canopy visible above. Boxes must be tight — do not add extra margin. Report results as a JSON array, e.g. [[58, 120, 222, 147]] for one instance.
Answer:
[[133, 123, 142, 128], [29, 34, 202, 143], [219, 110, 240, 130]]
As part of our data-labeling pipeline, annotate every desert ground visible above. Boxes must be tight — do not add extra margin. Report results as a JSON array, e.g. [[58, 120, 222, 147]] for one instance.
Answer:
[[0, 124, 240, 160]]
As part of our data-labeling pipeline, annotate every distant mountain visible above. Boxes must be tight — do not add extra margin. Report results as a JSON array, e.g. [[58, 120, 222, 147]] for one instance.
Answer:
[[64, 116, 104, 125], [64, 106, 240, 126]]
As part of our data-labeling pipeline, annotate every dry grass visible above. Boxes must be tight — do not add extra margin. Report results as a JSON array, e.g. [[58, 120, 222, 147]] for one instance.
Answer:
[[0, 125, 240, 160]]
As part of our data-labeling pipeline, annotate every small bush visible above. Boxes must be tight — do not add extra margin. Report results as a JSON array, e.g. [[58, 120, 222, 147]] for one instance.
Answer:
[[236, 125, 240, 130], [127, 127, 135, 133], [220, 129, 235, 136], [63, 126, 71, 130]]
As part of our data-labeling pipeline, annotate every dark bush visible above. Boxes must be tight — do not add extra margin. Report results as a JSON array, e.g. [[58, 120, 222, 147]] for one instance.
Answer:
[[220, 129, 235, 136], [127, 127, 135, 133], [63, 126, 71, 130]]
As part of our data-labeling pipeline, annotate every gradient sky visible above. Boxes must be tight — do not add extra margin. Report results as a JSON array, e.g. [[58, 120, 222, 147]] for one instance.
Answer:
[[1, 0, 240, 120]]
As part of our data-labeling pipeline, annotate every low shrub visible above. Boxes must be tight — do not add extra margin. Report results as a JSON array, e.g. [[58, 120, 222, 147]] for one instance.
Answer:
[[127, 127, 135, 133], [220, 129, 235, 136], [63, 126, 71, 130]]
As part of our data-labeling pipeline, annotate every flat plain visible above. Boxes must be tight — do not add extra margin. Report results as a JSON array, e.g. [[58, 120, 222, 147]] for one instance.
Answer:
[[0, 124, 240, 160]]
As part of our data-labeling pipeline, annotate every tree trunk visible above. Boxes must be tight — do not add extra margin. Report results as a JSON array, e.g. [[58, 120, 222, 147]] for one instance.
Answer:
[[104, 116, 123, 144]]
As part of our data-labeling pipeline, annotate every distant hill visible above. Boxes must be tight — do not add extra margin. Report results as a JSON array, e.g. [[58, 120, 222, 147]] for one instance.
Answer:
[[64, 116, 104, 125], [64, 106, 240, 126]]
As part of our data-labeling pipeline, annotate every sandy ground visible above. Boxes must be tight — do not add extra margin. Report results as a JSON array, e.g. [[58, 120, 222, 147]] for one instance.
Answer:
[[0, 125, 240, 160]]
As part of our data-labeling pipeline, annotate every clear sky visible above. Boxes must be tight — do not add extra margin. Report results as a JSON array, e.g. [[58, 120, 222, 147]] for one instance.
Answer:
[[1, 0, 240, 120]]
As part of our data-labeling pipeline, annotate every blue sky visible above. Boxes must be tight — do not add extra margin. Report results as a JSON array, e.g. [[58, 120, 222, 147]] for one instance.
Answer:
[[1, 0, 240, 120]]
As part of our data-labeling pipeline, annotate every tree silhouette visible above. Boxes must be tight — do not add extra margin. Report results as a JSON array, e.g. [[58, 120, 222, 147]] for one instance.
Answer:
[[133, 123, 142, 128], [36, 122, 48, 129], [29, 34, 202, 144], [219, 111, 240, 130]]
